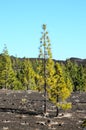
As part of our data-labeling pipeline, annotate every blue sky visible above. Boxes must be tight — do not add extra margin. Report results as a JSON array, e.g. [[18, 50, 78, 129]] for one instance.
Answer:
[[0, 0, 86, 60]]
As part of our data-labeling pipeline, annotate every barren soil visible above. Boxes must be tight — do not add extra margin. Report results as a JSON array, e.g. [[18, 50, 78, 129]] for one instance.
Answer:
[[0, 90, 86, 130]]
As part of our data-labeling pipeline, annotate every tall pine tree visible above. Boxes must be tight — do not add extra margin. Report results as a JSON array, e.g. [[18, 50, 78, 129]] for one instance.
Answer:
[[37, 24, 72, 116], [0, 44, 16, 89]]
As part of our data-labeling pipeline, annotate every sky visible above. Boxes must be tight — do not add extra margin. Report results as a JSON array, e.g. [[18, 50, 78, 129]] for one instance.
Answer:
[[0, 0, 86, 60]]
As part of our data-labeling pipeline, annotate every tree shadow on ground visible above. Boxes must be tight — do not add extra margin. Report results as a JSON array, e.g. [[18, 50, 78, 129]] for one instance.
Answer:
[[0, 107, 42, 115]]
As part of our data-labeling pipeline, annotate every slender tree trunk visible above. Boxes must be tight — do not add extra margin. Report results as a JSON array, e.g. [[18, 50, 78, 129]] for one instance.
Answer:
[[44, 82, 47, 114], [56, 106, 59, 116], [27, 85, 28, 90], [43, 32, 47, 114], [56, 95, 59, 116]]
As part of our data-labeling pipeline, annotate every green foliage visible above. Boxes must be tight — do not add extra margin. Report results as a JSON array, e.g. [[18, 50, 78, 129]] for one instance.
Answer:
[[18, 58, 36, 90], [61, 63, 73, 92], [0, 45, 36, 90], [48, 62, 72, 109], [65, 59, 86, 91], [13, 80, 24, 90], [35, 59, 44, 91], [57, 102, 72, 110], [76, 65, 86, 91], [0, 45, 17, 89], [81, 119, 86, 128]]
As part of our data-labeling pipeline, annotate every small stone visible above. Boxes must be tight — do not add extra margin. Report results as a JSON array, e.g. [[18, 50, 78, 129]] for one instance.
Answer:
[[3, 127, 9, 130]]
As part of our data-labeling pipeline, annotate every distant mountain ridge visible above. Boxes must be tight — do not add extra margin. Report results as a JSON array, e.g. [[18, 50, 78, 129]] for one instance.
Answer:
[[29, 57, 86, 65], [1, 54, 85, 65], [66, 57, 86, 65]]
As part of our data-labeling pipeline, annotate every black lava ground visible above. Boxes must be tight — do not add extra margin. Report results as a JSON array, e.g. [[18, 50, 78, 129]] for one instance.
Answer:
[[0, 90, 86, 130]]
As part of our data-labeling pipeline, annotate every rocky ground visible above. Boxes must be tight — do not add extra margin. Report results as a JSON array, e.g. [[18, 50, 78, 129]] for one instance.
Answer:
[[0, 90, 86, 130]]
